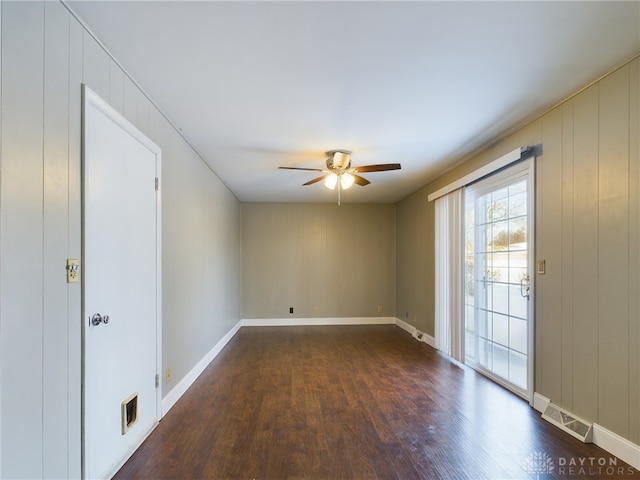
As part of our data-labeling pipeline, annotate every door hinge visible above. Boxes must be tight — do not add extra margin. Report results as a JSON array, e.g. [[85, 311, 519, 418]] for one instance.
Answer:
[[155, 177, 159, 191], [155, 374, 160, 388]]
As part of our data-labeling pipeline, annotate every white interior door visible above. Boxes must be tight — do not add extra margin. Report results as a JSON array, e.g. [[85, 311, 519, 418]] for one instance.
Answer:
[[82, 86, 161, 480]]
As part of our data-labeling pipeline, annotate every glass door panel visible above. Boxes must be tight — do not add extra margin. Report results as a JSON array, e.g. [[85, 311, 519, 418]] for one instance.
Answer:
[[464, 163, 533, 399]]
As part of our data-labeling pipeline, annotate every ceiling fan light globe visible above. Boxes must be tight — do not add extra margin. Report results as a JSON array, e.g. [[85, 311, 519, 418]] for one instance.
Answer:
[[341, 173, 355, 190], [324, 173, 338, 190]]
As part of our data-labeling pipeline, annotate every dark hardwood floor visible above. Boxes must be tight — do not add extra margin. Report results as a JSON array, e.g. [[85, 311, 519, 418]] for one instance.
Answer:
[[114, 325, 640, 479]]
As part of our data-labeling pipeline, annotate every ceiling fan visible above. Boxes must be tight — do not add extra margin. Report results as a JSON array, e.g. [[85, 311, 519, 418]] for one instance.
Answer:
[[279, 150, 401, 204]]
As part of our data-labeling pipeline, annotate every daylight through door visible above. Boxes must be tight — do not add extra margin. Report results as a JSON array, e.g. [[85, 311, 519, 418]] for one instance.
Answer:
[[464, 160, 534, 398]]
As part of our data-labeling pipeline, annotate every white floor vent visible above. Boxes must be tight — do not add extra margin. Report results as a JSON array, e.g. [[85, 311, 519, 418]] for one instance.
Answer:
[[542, 403, 593, 443], [413, 330, 424, 341]]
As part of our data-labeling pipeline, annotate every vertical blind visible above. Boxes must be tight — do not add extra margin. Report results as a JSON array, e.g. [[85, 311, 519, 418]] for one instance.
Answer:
[[432, 147, 530, 363], [434, 188, 465, 361]]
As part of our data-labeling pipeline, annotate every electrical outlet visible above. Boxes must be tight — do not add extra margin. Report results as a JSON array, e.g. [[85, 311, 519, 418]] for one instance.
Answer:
[[314, 306, 319, 314], [377, 305, 383, 313], [66, 258, 79, 283], [166, 368, 172, 384], [289, 307, 294, 314]]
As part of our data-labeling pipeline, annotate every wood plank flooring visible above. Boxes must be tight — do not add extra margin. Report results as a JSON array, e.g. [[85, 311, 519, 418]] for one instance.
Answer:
[[114, 326, 640, 479]]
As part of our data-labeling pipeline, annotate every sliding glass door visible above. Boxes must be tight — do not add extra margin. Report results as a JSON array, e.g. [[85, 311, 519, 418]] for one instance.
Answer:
[[464, 160, 534, 399]]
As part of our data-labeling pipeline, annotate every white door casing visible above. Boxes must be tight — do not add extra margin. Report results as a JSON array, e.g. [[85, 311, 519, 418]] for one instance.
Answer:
[[464, 158, 535, 401], [82, 85, 162, 480]]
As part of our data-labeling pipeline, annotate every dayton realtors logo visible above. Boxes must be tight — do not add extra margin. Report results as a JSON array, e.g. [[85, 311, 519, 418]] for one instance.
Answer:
[[557, 456, 637, 477], [522, 451, 638, 478]]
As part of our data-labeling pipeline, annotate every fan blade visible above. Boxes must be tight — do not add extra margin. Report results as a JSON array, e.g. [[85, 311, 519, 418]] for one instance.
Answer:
[[303, 175, 329, 186], [352, 174, 370, 186], [279, 166, 325, 172], [354, 163, 401, 173]]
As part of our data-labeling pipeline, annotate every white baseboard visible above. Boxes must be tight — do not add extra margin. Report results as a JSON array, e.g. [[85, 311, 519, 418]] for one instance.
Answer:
[[422, 333, 436, 347], [592, 423, 640, 471], [241, 317, 396, 327], [243, 316, 437, 347], [394, 317, 416, 335], [532, 392, 639, 471], [394, 317, 435, 347], [161, 320, 242, 416], [533, 392, 551, 413]]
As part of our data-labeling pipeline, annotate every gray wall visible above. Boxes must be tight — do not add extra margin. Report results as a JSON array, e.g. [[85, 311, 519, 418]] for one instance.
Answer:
[[396, 58, 640, 445], [396, 188, 432, 331], [0, 1, 242, 478], [242, 203, 396, 319]]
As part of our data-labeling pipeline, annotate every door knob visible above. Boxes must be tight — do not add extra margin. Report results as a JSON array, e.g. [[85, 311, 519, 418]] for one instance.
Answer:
[[91, 313, 111, 326], [91, 313, 102, 326]]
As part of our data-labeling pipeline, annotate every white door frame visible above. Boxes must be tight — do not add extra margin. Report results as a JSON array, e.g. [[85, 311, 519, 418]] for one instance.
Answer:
[[81, 84, 162, 478], [464, 158, 535, 403]]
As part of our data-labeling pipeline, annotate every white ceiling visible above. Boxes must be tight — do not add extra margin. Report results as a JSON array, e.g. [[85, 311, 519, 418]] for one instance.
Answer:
[[67, 1, 640, 204]]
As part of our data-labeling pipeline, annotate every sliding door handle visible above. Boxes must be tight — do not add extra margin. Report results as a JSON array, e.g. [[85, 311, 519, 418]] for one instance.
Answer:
[[520, 275, 530, 299]]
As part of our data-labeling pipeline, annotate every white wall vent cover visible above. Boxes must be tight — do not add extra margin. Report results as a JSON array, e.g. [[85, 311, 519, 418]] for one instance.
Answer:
[[542, 403, 593, 443]]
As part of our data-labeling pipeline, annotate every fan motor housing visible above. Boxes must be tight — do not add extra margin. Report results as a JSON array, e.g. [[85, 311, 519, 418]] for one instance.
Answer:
[[327, 150, 351, 170]]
